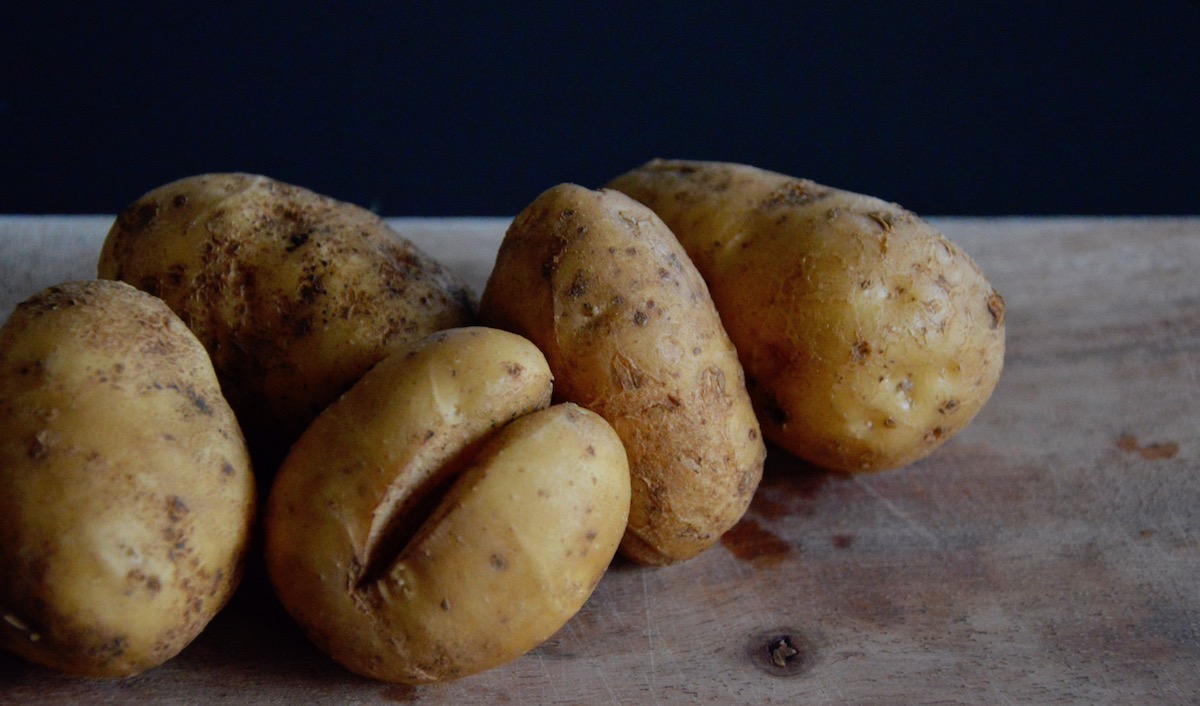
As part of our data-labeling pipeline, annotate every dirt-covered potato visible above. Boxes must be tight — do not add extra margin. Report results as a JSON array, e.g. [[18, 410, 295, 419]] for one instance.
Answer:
[[479, 184, 765, 565], [0, 280, 255, 677], [97, 173, 476, 466], [608, 159, 1006, 472], [265, 327, 630, 684]]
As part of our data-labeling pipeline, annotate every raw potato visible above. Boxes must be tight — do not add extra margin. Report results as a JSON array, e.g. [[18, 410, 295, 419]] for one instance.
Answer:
[[98, 173, 476, 466], [608, 159, 1006, 472], [0, 280, 255, 677], [265, 327, 630, 684], [479, 184, 765, 565]]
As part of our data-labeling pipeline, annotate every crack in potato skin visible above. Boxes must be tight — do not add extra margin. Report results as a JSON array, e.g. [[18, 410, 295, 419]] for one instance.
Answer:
[[264, 328, 630, 684]]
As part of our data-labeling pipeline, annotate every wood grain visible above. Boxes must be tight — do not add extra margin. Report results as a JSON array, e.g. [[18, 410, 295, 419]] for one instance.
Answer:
[[1, 215, 1198, 704]]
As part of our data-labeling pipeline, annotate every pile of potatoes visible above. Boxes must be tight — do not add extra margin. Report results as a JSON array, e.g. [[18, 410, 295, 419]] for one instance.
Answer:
[[0, 162, 1004, 683]]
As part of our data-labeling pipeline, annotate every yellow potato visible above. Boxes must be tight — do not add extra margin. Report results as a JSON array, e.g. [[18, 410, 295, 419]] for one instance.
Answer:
[[98, 174, 476, 466], [0, 280, 255, 677], [265, 327, 630, 684], [479, 184, 765, 565], [609, 159, 1006, 472]]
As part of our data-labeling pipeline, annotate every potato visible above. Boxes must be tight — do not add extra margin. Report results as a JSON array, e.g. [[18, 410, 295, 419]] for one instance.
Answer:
[[0, 280, 255, 677], [97, 173, 476, 466], [608, 160, 1006, 472], [478, 184, 765, 565], [265, 327, 630, 684]]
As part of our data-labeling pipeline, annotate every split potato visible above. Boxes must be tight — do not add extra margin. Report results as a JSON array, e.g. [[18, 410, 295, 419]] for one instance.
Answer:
[[0, 280, 255, 677], [479, 184, 765, 565], [98, 174, 476, 466], [265, 327, 630, 684], [608, 159, 1006, 472]]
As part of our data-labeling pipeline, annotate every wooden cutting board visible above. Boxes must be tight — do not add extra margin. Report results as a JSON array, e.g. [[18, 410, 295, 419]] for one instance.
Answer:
[[1, 215, 1197, 704]]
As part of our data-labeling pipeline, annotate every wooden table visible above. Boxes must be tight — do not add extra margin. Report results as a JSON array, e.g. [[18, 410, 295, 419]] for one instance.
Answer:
[[1, 215, 1198, 704]]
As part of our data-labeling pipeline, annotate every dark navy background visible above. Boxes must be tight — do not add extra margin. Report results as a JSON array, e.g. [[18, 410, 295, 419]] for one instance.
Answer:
[[2, 3, 1197, 216]]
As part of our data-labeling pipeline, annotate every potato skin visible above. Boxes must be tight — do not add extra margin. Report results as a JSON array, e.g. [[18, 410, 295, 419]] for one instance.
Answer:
[[265, 327, 629, 684], [479, 184, 765, 565], [609, 160, 1006, 472], [97, 174, 476, 465], [0, 280, 255, 677]]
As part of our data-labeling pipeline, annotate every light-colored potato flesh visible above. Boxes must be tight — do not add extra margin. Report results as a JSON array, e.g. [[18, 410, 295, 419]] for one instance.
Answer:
[[0, 280, 255, 677], [609, 160, 1006, 472], [479, 184, 765, 565], [97, 173, 476, 463], [265, 328, 629, 684]]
